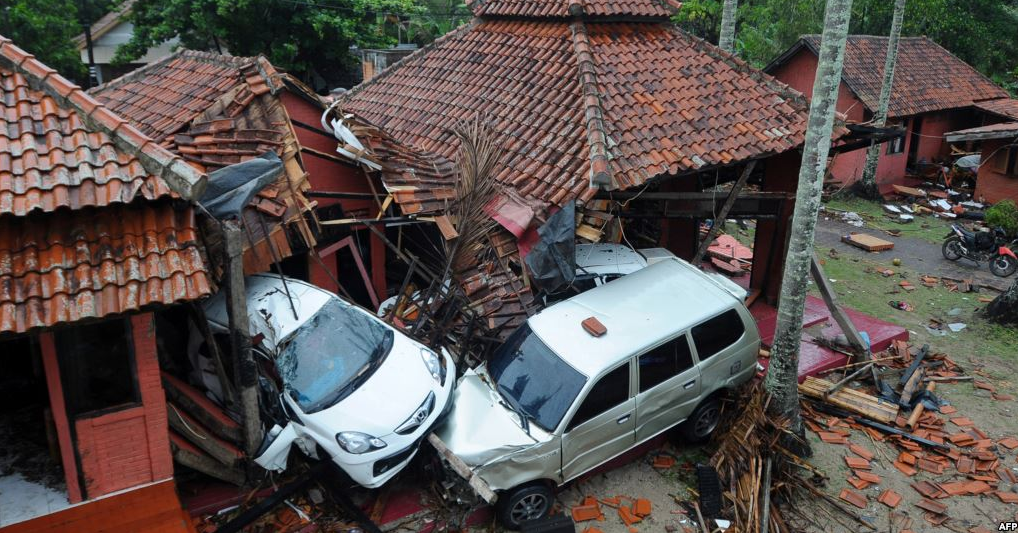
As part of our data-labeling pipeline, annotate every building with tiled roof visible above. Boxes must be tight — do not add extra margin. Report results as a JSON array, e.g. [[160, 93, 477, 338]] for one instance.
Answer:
[[331, 0, 829, 334], [946, 121, 1018, 205], [767, 35, 1013, 192], [336, 0, 811, 209], [91, 50, 319, 275], [0, 35, 207, 531]]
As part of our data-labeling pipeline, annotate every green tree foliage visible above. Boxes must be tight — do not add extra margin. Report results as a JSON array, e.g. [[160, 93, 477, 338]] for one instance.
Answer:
[[986, 199, 1018, 237], [675, 0, 1018, 91], [115, 0, 422, 89], [1, 0, 86, 80]]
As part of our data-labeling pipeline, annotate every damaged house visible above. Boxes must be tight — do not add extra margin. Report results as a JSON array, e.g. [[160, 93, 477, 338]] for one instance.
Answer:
[[766, 36, 1015, 193], [0, 36, 208, 531], [327, 0, 886, 338]]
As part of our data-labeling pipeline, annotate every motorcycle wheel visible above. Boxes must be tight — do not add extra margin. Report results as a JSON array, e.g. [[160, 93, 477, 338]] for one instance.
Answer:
[[989, 254, 1018, 277], [942, 237, 963, 261]]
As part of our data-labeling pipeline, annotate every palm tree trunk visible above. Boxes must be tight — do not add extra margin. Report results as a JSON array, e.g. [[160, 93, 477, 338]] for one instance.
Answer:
[[718, 0, 738, 53], [858, 0, 906, 197], [763, 0, 854, 447]]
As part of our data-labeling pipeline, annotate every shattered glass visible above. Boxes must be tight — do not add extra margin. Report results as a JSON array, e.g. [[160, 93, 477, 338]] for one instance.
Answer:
[[276, 300, 394, 413]]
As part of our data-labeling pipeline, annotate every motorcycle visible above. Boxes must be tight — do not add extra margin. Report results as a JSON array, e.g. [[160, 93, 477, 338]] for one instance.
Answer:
[[941, 224, 1018, 277]]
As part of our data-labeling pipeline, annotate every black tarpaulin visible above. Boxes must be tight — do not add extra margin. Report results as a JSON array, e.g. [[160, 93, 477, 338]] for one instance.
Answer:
[[199, 152, 284, 220], [524, 201, 576, 294]]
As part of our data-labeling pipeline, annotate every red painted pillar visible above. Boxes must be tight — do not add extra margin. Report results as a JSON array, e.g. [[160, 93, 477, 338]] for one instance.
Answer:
[[39, 332, 84, 503]]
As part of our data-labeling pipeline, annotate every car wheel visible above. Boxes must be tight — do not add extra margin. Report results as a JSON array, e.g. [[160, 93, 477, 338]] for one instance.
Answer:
[[497, 483, 554, 530], [942, 237, 963, 261], [990, 254, 1018, 277], [679, 398, 722, 443]]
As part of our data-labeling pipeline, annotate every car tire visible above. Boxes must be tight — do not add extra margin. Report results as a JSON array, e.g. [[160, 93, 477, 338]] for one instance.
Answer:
[[942, 237, 963, 261], [497, 483, 555, 530], [679, 398, 722, 443]]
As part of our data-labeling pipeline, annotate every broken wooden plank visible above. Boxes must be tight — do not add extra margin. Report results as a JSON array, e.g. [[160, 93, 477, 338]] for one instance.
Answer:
[[428, 433, 497, 504], [842, 233, 895, 252], [800, 377, 899, 424], [170, 431, 245, 486], [692, 160, 757, 264]]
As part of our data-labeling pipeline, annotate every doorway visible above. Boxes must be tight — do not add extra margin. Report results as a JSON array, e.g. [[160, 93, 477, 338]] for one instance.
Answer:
[[0, 336, 70, 526]]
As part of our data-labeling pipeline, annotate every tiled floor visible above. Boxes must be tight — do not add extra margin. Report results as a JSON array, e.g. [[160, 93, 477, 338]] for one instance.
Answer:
[[0, 473, 69, 527]]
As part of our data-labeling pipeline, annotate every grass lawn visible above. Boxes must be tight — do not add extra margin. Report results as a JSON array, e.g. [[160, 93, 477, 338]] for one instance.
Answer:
[[811, 244, 1018, 364], [823, 196, 957, 245]]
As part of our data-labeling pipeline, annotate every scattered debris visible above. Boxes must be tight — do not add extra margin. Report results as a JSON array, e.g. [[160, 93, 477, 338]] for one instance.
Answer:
[[842, 232, 895, 252]]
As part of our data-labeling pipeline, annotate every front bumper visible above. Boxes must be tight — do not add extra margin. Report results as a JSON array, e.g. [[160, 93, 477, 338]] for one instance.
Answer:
[[331, 349, 456, 488]]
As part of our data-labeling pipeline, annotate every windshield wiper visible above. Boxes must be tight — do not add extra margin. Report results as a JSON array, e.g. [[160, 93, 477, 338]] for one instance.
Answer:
[[496, 385, 531, 435]]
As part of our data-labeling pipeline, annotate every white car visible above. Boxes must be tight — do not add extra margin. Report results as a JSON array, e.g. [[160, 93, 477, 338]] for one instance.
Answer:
[[199, 275, 455, 488]]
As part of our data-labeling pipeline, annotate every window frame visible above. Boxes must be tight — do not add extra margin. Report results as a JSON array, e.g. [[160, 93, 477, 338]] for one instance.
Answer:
[[54, 318, 142, 419], [565, 361, 631, 432], [690, 308, 747, 363], [885, 134, 905, 155], [637, 333, 696, 393]]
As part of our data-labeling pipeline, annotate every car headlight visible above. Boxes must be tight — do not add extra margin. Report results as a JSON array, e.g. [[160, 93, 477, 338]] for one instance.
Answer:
[[336, 432, 387, 454], [421, 348, 442, 382]]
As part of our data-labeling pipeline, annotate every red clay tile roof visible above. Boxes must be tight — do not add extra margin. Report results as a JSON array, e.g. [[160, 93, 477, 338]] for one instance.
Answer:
[[468, 0, 681, 18], [0, 201, 210, 334], [772, 36, 1009, 118], [974, 98, 1018, 121], [336, 19, 809, 209], [0, 36, 212, 333], [91, 50, 282, 144], [0, 38, 207, 213]]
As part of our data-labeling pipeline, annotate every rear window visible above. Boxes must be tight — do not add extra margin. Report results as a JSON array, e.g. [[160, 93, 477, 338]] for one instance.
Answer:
[[691, 309, 745, 361]]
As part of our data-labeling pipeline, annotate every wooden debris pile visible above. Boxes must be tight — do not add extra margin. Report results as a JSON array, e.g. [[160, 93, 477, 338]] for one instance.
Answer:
[[799, 340, 1018, 529]]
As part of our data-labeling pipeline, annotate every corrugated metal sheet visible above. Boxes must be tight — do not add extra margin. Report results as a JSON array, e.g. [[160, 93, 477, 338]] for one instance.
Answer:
[[0, 201, 211, 334]]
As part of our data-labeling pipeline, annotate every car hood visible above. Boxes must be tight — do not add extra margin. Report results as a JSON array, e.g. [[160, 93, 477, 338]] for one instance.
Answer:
[[299, 333, 438, 437], [434, 367, 547, 466]]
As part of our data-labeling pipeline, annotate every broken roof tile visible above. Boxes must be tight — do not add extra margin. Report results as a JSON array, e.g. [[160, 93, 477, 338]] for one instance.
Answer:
[[877, 489, 902, 508], [839, 489, 867, 509]]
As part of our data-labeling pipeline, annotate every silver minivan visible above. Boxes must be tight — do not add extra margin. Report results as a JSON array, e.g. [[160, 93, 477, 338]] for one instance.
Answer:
[[435, 257, 761, 528]]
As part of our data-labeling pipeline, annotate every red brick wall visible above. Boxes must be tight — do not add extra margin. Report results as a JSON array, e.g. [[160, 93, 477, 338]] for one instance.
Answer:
[[0, 480, 195, 533], [975, 138, 1018, 204], [769, 48, 918, 191], [74, 313, 173, 498]]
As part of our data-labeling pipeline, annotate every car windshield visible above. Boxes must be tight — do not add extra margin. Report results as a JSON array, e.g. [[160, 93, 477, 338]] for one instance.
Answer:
[[276, 299, 394, 414], [488, 324, 586, 432]]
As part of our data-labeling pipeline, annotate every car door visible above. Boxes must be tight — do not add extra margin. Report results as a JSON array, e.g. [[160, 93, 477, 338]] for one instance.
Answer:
[[634, 334, 701, 442], [560, 362, 635, 482], [690, 309, 748, 391]]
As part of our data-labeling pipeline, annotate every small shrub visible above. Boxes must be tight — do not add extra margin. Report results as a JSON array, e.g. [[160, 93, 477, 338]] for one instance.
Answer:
[[986, 200, 1018, 238]]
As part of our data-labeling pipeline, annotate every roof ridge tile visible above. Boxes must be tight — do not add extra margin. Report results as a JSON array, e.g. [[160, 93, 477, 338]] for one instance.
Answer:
[[569, 20, 612, 188], [0, 35, 207, 201]]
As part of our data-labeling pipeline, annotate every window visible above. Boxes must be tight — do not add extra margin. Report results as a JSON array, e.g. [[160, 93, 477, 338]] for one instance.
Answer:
[[55, 318, 139, 417], [567, 363, 630, 431], [993, 145, 1018, 176], [691, 309, 746, 361], [638, 335, 695, 392], [886, 135, 905, 154], [490, 324, 587, 432]]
